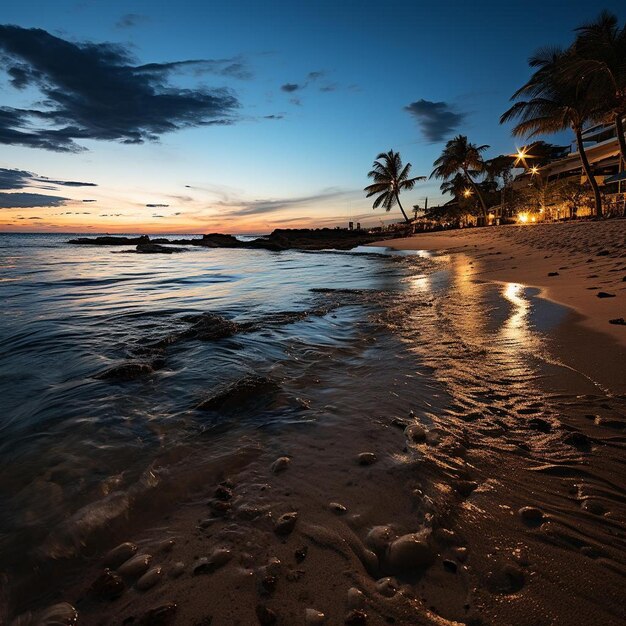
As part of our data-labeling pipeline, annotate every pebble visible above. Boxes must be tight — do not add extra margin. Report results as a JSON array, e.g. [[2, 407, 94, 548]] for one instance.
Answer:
[[209, 499, 231, 515], [193, 548, 233, 575], [305, 608, 326, 624], [487, 562, 525, 594], [581, 499, 606, 515], [547, 271, 559, 276], [256, 605, 277, 625], [136, 566, 163, 591], [453, 546, 468, 562], [214, 485, 233, 501], [169, 562, 185, 578], [375, 577, 399, 597], [519, 506, 544, 526], [118, 554, 152, 577], [91, 568, 125, 599], [14, 603, 78, 626], [405, 424, 426, 443], [597, 291, 616, 298], [345, 609, 368, 625], [271, 456, 291, 473], [137, 602, 177, 626], [387, 533, 432, 573], [274, 511, 298, 536], [356, 452, 377, 466], [329, 502, 347, 514], [103, 542, 138, 568], [609, 317, 626, 325], [156, 539, 176, 553], [564, 431, 591, 448], [443, 559, 458, 573], [295, 546, 308, 563], [347, 587, 365, 609], [365, 526, 393, 555], [455, 480, 478, 498]]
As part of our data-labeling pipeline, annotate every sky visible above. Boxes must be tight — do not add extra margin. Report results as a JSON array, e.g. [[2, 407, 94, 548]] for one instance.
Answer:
[[0, 0, 624, 234]]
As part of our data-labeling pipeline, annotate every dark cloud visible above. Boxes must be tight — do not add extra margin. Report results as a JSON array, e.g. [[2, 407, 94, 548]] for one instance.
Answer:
[[82, 199, 96, 202], [35, 178, 97, 187], [0, 25, 241, 152], [280, 83, 301, 93], [152, 214, 165, 218], [0, 192, 69, 208], [146, 203, 169, 208], [115, 14, 150, 29], [404, 99, 465, 143], [0, 167, 96, 194], [135, 58, 253, 81], [307, 71, 324, 80], [319, 84, 337, 92], [264, 114, 284, 120]]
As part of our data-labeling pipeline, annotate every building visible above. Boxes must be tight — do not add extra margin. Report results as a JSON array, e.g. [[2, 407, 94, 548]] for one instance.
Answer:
[[514, 123, 626, 219]]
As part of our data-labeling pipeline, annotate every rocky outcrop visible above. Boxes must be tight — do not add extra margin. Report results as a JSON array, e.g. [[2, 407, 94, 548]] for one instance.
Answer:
[[69, 228, 392, 251]]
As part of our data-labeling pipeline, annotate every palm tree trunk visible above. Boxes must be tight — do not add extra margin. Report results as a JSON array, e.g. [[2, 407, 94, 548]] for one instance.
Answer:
[[395, 193, 411, 224], [614, 113, 626, 168], [575, 127, 603, 218], [463, 168, 488, 222]]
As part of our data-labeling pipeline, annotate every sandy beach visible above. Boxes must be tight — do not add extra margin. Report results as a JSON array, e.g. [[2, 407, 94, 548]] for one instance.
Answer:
[[372, 219, 626, 393]]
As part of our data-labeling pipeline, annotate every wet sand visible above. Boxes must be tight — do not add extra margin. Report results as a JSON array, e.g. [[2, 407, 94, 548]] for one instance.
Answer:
[[4, 229, 626, 626], [372, 219, 626, 393]]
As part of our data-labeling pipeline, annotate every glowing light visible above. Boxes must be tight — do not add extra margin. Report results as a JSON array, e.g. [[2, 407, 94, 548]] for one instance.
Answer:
[[463, 188, 472, 198], [530, 166, 539, 175], [531, 216, 536, 222], [517, 212, 529, 223]]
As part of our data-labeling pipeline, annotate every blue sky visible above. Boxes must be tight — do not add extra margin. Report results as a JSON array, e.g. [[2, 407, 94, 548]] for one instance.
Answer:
[[1, 0, 624, 232]]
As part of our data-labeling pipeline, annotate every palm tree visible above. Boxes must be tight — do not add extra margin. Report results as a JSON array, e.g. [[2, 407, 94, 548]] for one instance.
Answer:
[[572, 11, 626, 163], [364, 150, 425, 223], [500, 47, 603, 217], [431, 135, 490, 221]]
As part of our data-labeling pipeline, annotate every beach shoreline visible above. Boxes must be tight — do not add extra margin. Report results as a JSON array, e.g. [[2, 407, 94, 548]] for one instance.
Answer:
[[370, 219, 626, 394]]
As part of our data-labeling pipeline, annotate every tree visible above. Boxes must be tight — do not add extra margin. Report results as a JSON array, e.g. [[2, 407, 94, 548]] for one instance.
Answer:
[[501, 47, 603, 217], [364, 150, 425, 223], [484, 155, 515, 217], [431, 135, 490, 222], [572, 11, 626, 163]]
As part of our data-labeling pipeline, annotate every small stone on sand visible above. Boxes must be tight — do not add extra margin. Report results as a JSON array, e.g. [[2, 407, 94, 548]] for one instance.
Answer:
[[347, 587, 365, 609], [136, 566, 163, 590], [405, 424, 426, 443], [345, 609, 368, 625], [137, 602, 177, 626], [274, 511, 298, 535], [375, 577, 399, 597], [118, 554, 152, 577], [356, 452, 377, 466], [596, 291, 616, 298], [519, 506, 544, 526], [329, 502, 347, 514], [271, 456, 291, 473], [103, 542, 138, 568], [91, 568, 125, 599], [169, 562, 185, 578], [305, 608, 326, 624], [387, 533, 432, 573]]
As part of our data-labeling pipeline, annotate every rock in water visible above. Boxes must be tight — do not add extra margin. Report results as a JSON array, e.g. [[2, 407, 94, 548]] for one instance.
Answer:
[[95, 362, 153, 381], [387, 533, 432, 573], [274, 512, 298, 536], [196, 376, 279, 411], [136, 566, 163, 590], [271, 456, 291, 473], [118, 554, 152, 577], [103, 542, 138, 567]]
